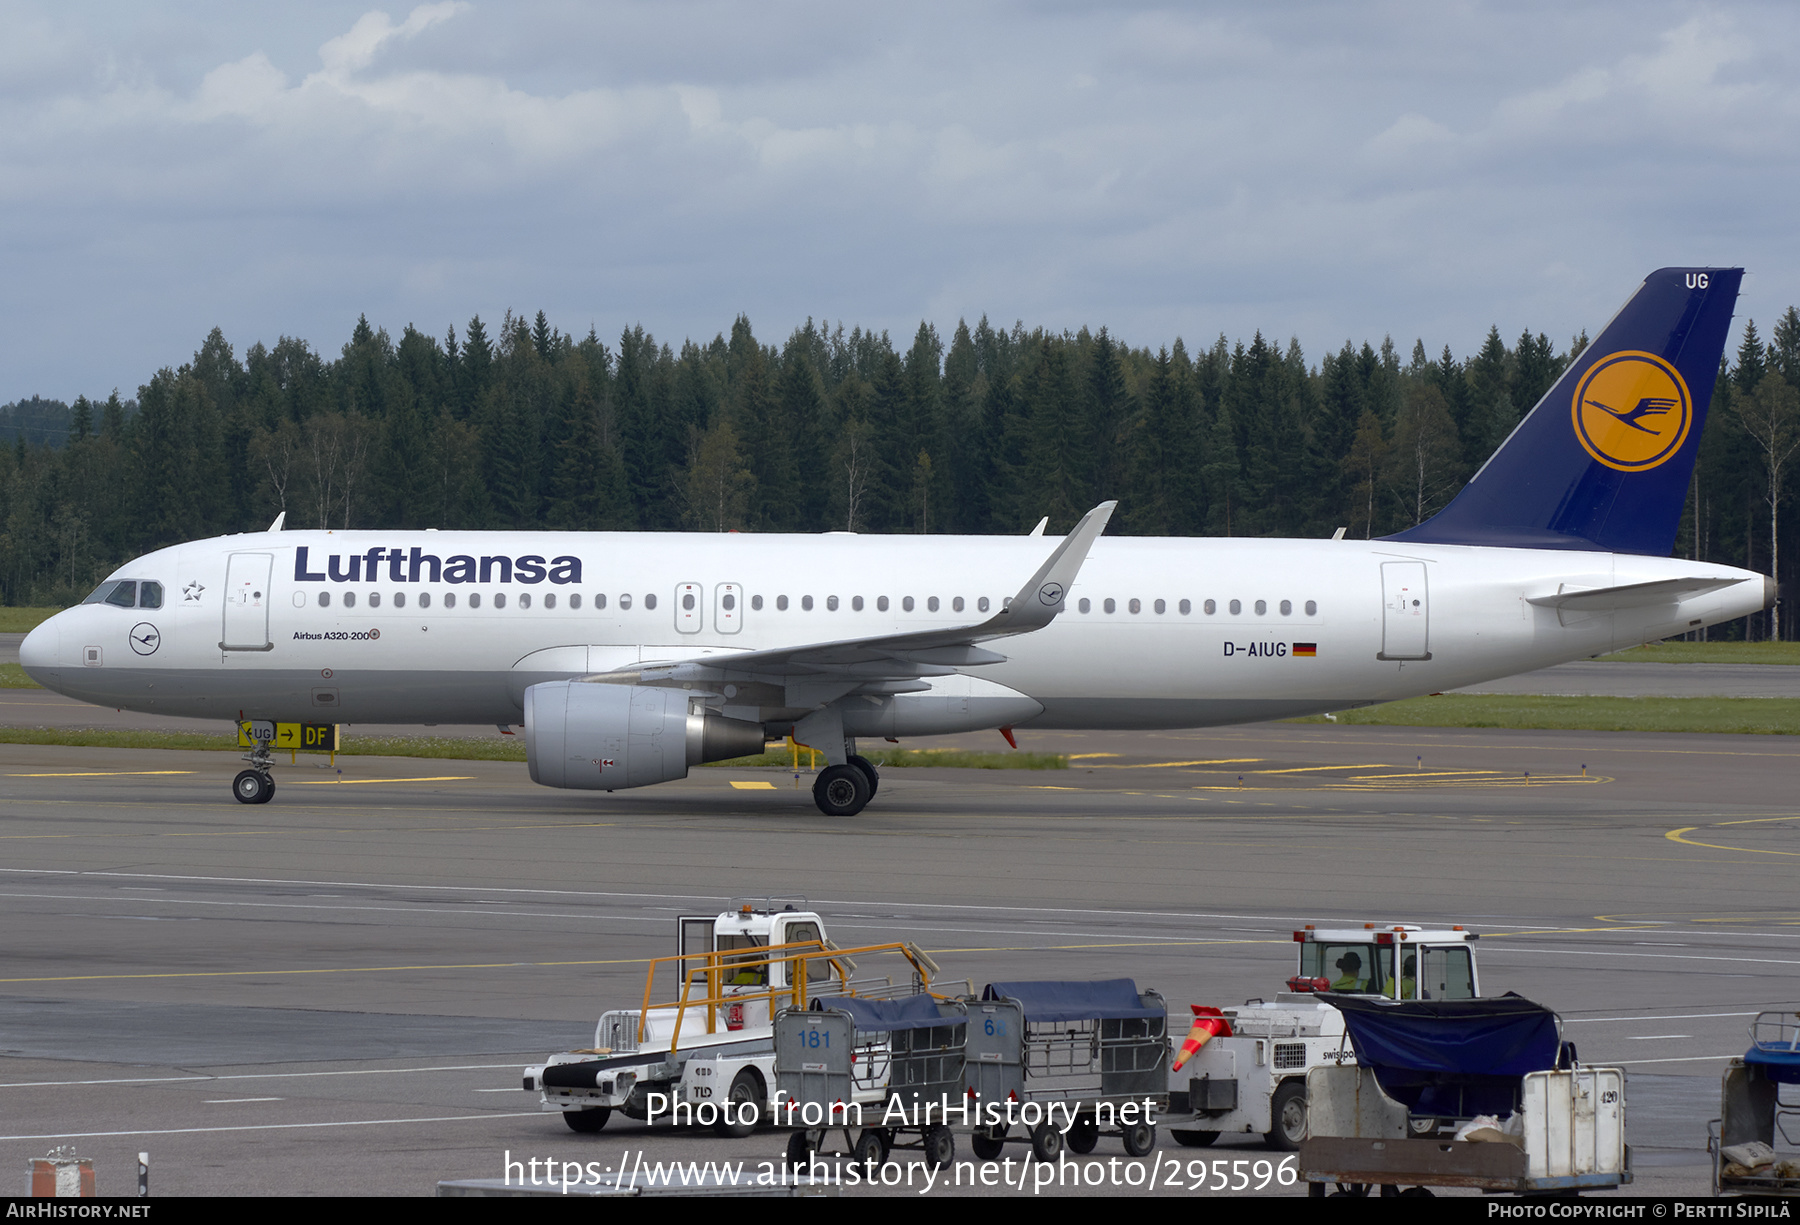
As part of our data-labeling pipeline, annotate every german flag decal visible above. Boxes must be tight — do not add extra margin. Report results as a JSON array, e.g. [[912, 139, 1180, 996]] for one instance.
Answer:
[[1292, 643, 1317, 657]]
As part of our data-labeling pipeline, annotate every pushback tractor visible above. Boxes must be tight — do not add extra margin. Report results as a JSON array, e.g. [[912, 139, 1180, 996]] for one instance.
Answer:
[[1168, 923, 1480, 1149], [523, 902, 939, 1136]]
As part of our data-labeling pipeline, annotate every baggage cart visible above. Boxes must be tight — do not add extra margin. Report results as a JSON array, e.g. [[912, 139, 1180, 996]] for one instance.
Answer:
[[969, 979, 1170, 1162], [1299, 994, 1629, 1197], [776, 994, 969, 1171], [1710, 1011, 1800, 1196]]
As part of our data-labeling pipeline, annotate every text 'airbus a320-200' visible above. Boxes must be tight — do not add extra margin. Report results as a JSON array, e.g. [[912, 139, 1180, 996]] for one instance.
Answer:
[[20, 268, 1773, 815]]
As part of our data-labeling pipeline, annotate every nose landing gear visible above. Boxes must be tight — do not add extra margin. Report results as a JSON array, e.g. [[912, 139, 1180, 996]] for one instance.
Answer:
[[233, 769, 275, 804], [233, 721, 277, 804]]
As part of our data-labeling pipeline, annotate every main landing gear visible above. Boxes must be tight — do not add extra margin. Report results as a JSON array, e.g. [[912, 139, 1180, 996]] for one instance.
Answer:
[[233, 723, 277, 805], [811, 754, 880, 816]]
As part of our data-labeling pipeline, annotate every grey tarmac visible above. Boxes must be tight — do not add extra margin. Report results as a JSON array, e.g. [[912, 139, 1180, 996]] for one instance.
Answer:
[[1, 721, 1797, 1196]]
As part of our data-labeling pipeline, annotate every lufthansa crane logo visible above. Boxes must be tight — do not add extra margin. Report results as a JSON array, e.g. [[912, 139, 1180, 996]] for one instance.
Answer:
[[1038, 582, 1064, 606], [1571, 350, 1693, 472], [129, 623, 161, 656]]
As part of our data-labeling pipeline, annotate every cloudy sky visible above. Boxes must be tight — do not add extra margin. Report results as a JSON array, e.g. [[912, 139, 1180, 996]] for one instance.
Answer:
[[3, 1, 1796, 401]]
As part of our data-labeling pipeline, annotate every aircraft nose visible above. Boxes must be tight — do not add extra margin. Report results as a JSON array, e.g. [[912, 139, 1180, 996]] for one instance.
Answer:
[[19, 617, 62, 684]]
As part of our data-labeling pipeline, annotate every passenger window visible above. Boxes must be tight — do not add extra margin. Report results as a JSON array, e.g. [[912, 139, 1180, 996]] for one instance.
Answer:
[[953, 596, 964, 612], [978, 597, 990, 613], [826, 595, 839, 611], [494, 593, 506, 609], [902, 597, 914, 612], [139, 582, 163, 609], [1079, 598, 1090, 613], [619, 594, 631, 610], [1280, 599, 1291, 615], [683, 593, 695, 611], [1154, 599, 1165, 614], [105, 582, 137, 609], [749, 594, 760, 610], [470, 593, 482, 609], [1128, 598, 1141, 614], [801, 596, 813, 611], [1305, 600, 1317, 616], [344, 591, 357, 608], [1178, 599, 1190, 615], [644, 594, 657, 610], [596, 594, 606, 609], [544, 593, 555, 610], [877, 596, 889, 611], [1103, 598, 1116, 614], [1228, 599, 1241, 615], [519, 593, 531, 609], [851, 596, 862, 611], [1254, 599, 1266, 615], [319, 591, 331, 608], [418, 592, 431, 609], [444, 592, 455, 608], [928, 597, 939, 612], [394, 592, 406, 609], [723, 594, 735, 610], [1203, 599, 1215, 615], [776, 595, 788, 610], [369, 592, 381, 608]]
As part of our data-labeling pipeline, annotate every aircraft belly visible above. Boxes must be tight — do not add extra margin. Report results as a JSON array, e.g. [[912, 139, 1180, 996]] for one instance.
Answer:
[[46, 668, 519, 725], [1024, 697, 1362, 730]]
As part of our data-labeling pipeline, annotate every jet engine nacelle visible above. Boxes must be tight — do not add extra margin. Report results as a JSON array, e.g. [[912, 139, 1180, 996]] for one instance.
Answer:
[[524, 680, 767, 790]]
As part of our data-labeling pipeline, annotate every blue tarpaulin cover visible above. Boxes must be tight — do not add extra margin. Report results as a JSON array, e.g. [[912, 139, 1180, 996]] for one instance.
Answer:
[[1745, 1043, 1800, 1085], [1325, 993, 1561, 1118], [816, 994, 952, 1032], [981, 979, 1162, 1023]]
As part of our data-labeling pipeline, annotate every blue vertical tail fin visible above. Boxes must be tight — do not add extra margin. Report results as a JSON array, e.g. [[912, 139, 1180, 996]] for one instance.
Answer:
[[1386, 266, 1742, 555]]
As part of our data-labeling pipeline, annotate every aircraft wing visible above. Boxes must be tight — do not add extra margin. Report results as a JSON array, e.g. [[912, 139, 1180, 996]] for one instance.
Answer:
[[593, 500, 1116, 689]]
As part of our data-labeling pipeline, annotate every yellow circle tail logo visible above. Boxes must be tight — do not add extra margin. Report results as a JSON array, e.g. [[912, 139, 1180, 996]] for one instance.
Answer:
[[1570, 350, 1692, 472]]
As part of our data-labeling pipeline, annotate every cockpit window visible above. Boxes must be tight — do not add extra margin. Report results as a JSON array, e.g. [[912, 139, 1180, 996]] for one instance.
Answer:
[[85, 579, 162, 609]]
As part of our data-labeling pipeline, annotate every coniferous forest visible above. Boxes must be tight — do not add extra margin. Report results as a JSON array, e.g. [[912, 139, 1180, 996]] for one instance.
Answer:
[[2, 306, 1797, 637]]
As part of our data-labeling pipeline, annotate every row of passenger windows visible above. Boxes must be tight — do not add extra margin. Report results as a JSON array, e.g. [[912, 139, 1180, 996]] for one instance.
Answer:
[[305, 589, 1319, 617], [1078, 597, 1319, 617], [312, 590, 645, 610], [752, 594, 990, 613]]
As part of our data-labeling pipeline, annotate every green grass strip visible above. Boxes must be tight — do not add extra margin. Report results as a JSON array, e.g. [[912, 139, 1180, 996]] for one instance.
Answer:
[[0, 663, 41, 689], [0, 729, 1064, 766], [0, 608, 60, 633], [1290, 694, 1800, 735], [1604, 641, 1800, 665]]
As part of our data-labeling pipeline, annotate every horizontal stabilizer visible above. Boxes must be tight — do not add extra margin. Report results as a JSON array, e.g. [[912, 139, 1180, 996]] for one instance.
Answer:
[[1526, 576, 1748, 612]]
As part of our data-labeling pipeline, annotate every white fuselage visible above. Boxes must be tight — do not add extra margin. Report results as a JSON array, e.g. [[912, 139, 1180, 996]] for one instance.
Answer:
[[20, 529, 1770, 733]]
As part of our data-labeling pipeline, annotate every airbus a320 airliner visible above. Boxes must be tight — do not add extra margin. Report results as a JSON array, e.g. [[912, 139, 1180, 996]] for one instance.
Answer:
[[20, 268, 1772, 814]]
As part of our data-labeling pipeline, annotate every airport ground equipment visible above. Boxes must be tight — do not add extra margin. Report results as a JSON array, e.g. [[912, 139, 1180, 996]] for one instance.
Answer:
[[1709, 1011, 1800, 1196], [966, 980, 1169, 1162], [524, 902, 939, 1136], [1167, 923, 1481, 1150], [775, 994, 969, 1171], [1299, 994, 1629, 1197]]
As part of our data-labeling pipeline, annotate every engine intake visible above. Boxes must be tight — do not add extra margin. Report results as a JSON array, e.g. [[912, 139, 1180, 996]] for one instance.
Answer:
[[524, 681, 767, 790]]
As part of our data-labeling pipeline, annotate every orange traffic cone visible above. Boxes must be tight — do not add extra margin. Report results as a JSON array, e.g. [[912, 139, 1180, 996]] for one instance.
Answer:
[[1172, 1005, 1232, 1072]]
